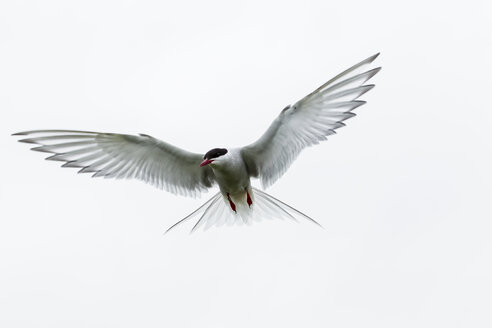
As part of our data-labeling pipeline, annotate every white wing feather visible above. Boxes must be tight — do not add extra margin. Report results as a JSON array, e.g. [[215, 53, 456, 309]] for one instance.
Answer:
[[13, 130, 215, 197], [241, 53, 381, 188]]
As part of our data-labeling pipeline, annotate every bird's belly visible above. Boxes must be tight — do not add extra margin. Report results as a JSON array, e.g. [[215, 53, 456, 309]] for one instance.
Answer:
[[215, 171, 253, 214], [216, 173, 249, 194], [214, 167, 250, 195]]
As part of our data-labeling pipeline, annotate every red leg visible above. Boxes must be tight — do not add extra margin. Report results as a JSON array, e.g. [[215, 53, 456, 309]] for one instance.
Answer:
[[246, 190, 252, 207], [227, 193, 237, 213]]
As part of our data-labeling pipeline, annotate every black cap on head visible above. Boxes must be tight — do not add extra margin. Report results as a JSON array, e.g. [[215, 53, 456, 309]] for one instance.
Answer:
[[204, 148, 228, 159]]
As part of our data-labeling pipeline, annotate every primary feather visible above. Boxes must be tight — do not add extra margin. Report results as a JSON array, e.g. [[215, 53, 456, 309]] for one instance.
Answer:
[[13, 130, 215, 197], [241, 53, 381, 188]]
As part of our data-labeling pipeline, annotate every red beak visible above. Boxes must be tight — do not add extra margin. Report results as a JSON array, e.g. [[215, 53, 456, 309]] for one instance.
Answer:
[[200, 159, 214, 167]]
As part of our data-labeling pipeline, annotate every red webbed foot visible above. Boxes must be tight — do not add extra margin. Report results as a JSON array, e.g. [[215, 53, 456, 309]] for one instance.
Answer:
[[246, 190, 252, 207], [227, 193, 237, 213]]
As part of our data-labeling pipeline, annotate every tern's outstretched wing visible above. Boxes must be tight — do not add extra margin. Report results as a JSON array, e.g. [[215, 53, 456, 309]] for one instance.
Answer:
[[241, 53, 381, 188], [13, 130, 215, 197]]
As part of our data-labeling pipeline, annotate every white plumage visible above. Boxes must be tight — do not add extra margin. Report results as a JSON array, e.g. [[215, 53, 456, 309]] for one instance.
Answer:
[[13, 130, 215, 197], [241, 53, 380, 188], [14, 53, 381, 232]]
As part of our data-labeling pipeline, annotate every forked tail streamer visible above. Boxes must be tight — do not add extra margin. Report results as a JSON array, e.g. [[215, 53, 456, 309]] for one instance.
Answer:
[[165, 188, 322, 233]]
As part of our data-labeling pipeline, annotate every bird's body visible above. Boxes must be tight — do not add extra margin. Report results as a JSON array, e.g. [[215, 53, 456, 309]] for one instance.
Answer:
[[14, 53, 381, 232], [212, 148, 250, 196], [208, 148, 254, 218]]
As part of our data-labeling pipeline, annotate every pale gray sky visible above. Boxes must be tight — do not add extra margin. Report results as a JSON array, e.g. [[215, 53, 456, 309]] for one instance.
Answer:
[[1, 1, 491, 327]]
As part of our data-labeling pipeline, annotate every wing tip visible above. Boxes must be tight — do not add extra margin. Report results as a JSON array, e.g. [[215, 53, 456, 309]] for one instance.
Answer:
[[78, 166, 97, 174], [17, 138, 38, 144], [31, 146, 53, 154], [369, 52, 381, 62], [45, 154, 65, 161], [61, 161, 84, 168], [365, 67, 382, 81], [12, 130, 49, 136], [369, 66, 382, 74]]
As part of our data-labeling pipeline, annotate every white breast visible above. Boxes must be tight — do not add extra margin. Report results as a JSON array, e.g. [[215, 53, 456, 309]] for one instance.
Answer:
[[211, 148, 250, 194]]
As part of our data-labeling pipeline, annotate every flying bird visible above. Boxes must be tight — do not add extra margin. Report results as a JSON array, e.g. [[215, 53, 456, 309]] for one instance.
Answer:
[[13, 53, 381, 232]]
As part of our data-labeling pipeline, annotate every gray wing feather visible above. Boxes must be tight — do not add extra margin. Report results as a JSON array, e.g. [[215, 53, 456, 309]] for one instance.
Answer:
[[241, 53, 381, 188], [14, 130, 215, 197]]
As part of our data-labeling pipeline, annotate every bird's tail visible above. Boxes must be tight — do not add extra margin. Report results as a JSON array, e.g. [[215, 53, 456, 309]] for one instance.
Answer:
[[165, 187, 322, 233]]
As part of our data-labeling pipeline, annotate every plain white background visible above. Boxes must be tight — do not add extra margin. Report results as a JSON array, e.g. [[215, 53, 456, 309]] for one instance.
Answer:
[[1, 1, 491, 327]]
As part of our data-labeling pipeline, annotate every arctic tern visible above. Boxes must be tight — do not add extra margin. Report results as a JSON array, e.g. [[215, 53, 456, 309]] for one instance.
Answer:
[[14, 53, 381, 232]]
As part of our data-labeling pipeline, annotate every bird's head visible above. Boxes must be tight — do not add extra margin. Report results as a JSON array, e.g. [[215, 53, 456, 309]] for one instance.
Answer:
[[200, 148, 228, 167]]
